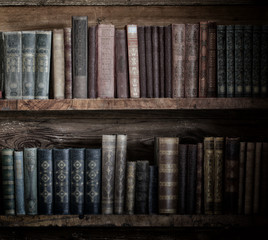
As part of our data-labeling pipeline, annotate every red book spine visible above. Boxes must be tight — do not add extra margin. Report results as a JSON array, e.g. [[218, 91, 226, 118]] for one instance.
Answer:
[[64, 28, 72, 99]]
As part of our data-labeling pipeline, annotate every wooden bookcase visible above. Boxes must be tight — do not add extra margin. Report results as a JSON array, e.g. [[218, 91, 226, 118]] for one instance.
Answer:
[[0, 0, 268, 239]]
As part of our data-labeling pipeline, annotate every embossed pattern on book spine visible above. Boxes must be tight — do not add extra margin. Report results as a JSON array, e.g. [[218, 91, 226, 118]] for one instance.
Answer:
[[125, 161, 136, 214], [64, 28, 72, 99], [217, 25, 226, 97], [226, 26, 235, 97]]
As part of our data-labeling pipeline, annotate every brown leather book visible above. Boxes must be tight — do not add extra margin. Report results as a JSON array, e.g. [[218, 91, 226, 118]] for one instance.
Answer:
[[64, 28, 72, 99], [52, 29, 65, 99], [159, 26, 165, 98], [97, 24, 115, 98], [199, 21, 208, 98], [88, 26, 97, 98], [260, 142, 268, 215], [185, 24, 199, 98], [164, 25, 172, 98], [125, 161, 136, 214], [253, 142, 262, 214], [127, 25, 140, 98], [196, 143, 204, 214], [152, 26, 160, 98], [157, 137, 179, 214], [145, 26, 153, 98], [172, 24, 185, 98], [238, 142, 246, 214], [115, 29, 129, 98]]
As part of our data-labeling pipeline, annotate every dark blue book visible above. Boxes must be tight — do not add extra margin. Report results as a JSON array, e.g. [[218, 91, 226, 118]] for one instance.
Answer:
[[217, 25, 226, 98], [226, 25, 235, 98]]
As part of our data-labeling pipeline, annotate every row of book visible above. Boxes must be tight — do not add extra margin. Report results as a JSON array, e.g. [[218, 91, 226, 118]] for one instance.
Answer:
[[0, 17, 267, 100], [0, 135, 267, 215]]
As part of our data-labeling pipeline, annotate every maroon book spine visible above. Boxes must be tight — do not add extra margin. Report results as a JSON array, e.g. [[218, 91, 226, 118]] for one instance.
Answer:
[[164, 25, 172, 98], [159, 26, 165, 98], [64, 28, 72, 99], [152, 26, 160, 98], [88, 26, 97, 98], [145, 26, 153, 98], [138, 26, 147, 98]]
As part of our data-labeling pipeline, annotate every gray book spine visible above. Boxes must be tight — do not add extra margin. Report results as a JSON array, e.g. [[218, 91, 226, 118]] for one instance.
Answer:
[[0, 32, 4, 96], [226, 26, 235, 97], [125, 161, 136, 214]]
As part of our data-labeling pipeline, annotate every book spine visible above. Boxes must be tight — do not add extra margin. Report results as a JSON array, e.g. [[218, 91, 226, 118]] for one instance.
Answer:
[[116, 29, 129, 98], [164, 25, 172, 98], [127, 25, 140, 98], [64, 27, 72, 99], [217, 25, 226, 98], [84, 148, 101, 214], [148, 165, 158, 214], [4, 32, 22, 99], [243, 25, 253, 97], [22, 31, 35, 99], [125, 161, 136, 214], [196, 143, 204, 214], [72, 16, 88, 98], [138, 26, 147, 98], [0, 32, 4, 97], [172, 24, 185, 98], [252, 25, 261, 97], [260, 143, 268, 215], [152, 26, 159, 98], [204, 137, 214, 214], [253, 142, 262, 214], [158, 137, 179, 214], [261, 25, 268, 97], [178, 144, 187, 214], [135, 160, 149, 214], [53, 148, 70, 215], [35, 31, 52, 99], [226, 26, 235, 97], [102, 135, 116, 214], [145, 26, 153, 98], [159, 26, 165, 98], [53, 29, 65, 99], [97, 24, 115, 98], [185, 23, 199, 98], [114, 134, 127, 214], [1, 149, 15, 215], [88, 26, 97, 98], [238, 142, 246, 215], [14, 151, 25, 215], [24, 148, 38, 215], [37, 149, 53, 215], [199, 21, 208, 98]]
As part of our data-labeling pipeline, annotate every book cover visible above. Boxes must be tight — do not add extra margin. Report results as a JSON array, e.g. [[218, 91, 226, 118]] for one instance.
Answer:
[[145, 26, 153, 98], [252, 25, 261, 97], [253, 142, 262, 214], [88, 26, 97, 98], [261, 25, 268, 97], [125, 161, 136, 214], [159, 26, 165, 98], [217, 25, 226, 98], [148, 165, 158, 214], [164, 25, 172, 98], [226, 25, 235, 97], [152, 26, 160, 98], [178, 144, 187, 214], [196, 143, 204, 214], [238, 142, 246, 214], [64, 27, 72, 99]]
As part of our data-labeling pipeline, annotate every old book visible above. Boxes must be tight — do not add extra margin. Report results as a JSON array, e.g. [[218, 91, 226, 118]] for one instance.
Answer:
[[244, 142, 255, 215], [196, 143, 204, 214], [37, 149, 53, 215], [102, 135, 116, 214], [243, 25, 253, 97], [64, 27, 72, 99], [152, 26, 160, 98], [0, 32, 4, 97], [261, 25, 268, 97], [178, 144, 187, 214], [252, 25, 261, 97], [88, 26, 97, 98], [260, 143, 268, 215], [125, 161, 136, 214], [238, 142, 246, 214], [158, 137, 179, 214], [35, 31, 52, 99], [1, 149, 15, 215], [97, 24, 115, 98], [145, 26, 153, 98], [127, 25, 140, 98], [148, 165, 158, 214], [217, 25, 226, 98], [164, 25, 172, 98], [172, 24, 185, 98], [4, 32, 22, 99], [114, 134, 127, 214], [137, 26, 147, 98], [135, 160, 149, 214], [199, 21, 208, 98], [204, 137, 214, 214], [116, 29, 129, 98], [159, 26, 165, 98], [226, 25, 235, 97], [72, 16, 88, 98], [14, 151, 25, 215], [84, 148, 101, 214], [24, 148, 38, 215], [53, 148, 70, 215], [185, 23, 199, 98], [22, 31, 36, 99], [70, 148, 85, 215], [53, 29, 65, 99], [253, 142, 262, 214]]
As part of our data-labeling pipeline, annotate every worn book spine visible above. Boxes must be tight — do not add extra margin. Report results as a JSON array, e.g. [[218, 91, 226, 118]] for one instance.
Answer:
[[53, 29, 65, 99], [217, 25, 226, 98], [127, 25, 140, 98], [70, 148, 85, 215], [97, 24, 115, 98], [37, 149, 53, 215], [148, 165, 158, 214], [252, 25, 261, 97], [138, 26, 147, 98], [226, 26, 235, 97], [53, 148, 70, 215], [204, 137, 214, 214], [152, 26, 159, 98], [185, 23, 199, 98], [84, 148, 101, 214], [125, 161, 136, 214], [159, 26, 165, 98], [196, 143, 204, 214], [158, 137, 179, 214], [72, 16, 88, 98], [135, 160, 149, 214], [24, 148, 38, 215], [164, 25, 172, 98], [238, 142, 246, 214], [1, 149, 15, 215], [64, 28, 72, 99], [261, 25, 268, 97], [178, 144, 187, 214], [145, 26, 153, 98], [260, 143, 268, 215], [114, 134, 127, 214], [116, 29, 129, 98], [253, 142, 262, 214], [199, 22, 208, 98], [14, 151, 25, 215], [0, 32, 4, 97], [4, 32, 22, 99], [102, 135, 116, 214], [172, 24, 185, 98], [22, 31, 36, 99], [88, 26, 97, 98]]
